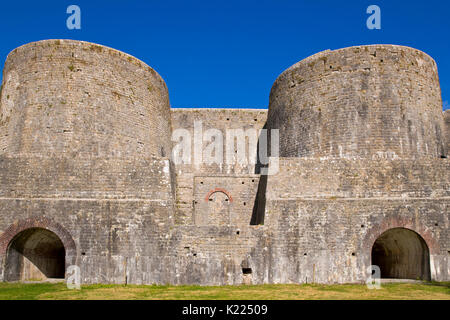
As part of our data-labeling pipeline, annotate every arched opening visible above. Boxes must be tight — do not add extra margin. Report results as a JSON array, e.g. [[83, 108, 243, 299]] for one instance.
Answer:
[[4, 228, 66, 282], [371, 228, 431, 281]]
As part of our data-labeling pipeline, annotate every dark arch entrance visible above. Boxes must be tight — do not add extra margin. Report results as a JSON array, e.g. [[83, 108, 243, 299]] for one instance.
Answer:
[[371, 228, 431, 281], [4, 228, 66, 282]]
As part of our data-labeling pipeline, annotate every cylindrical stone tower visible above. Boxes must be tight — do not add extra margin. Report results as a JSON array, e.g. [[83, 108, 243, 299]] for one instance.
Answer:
[[267, 45, 447, 159], [0, 39, 172, 158], [0, 39, 175, 202], [0, 40, 176, 283]]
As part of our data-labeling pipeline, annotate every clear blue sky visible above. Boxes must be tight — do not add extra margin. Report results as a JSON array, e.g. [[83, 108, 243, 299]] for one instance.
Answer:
[[0, 0, 449, 110]]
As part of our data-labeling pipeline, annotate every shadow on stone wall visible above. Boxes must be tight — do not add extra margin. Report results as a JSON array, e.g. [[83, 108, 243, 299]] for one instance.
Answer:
[[251, 122, 268, 225]]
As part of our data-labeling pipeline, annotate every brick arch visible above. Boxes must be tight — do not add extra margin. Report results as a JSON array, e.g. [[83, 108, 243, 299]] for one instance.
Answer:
[[363, 217, 440, 255], [205, 188, 233, 203], [0, 217, 77, 260]]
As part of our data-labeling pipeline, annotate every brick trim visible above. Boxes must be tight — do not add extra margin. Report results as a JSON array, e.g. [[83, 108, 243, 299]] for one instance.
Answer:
[[363, 217, 439, 255], [205, 188, 233, 203], [0, 217, 76, 257]]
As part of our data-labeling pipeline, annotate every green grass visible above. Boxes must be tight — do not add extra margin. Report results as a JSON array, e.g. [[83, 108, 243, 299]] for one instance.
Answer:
[[0, 282, 448, 300]]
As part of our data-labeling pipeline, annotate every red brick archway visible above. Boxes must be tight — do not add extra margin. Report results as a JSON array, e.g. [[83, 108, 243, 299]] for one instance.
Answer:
[[363, 217, 439, 255], [0, 217, 77, 261], [205, 188, 233, 203]]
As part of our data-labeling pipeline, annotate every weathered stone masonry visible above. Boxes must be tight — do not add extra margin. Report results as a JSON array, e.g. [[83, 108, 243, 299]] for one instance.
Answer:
[[0, 40, 448, 284]]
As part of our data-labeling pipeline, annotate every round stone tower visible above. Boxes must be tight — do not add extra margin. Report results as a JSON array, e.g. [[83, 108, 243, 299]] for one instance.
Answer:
[[267, 45, 446, 159], [0, 40, 176, 283], [0, 39, 172, 158]]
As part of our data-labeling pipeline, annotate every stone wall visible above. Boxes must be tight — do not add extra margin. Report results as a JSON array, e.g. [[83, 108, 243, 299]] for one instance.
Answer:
[[0, 199, 174, 284], [258, 157, 449, 283], [262, 198, 448, 283], [0, 156, 173, 200], [265, 158, 449, 200], [170, 108, 267, 226]]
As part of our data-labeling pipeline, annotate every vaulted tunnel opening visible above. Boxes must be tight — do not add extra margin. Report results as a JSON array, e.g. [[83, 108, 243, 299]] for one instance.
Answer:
[[371, 228, 431, 281], [4, 228, 66, 282]]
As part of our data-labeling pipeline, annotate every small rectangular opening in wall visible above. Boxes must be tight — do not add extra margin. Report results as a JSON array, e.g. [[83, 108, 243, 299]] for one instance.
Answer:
[[242, 268, 252, 275]]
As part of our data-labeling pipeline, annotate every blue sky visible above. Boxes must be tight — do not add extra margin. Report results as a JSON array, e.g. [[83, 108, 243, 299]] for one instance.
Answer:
[[0, 0, 449, 110]]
